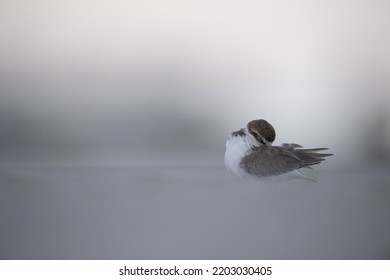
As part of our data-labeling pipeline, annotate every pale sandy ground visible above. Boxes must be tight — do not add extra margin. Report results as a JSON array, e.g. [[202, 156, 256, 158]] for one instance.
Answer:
[[0, 165, 389, 259]]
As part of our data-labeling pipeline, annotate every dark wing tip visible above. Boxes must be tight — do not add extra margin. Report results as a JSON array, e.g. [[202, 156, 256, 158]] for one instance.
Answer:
[[293, 147, 333, 169], [296, 148, 333, 157]]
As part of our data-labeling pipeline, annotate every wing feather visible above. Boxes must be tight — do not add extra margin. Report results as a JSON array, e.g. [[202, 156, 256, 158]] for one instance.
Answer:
[[240, 145, 333, 177]]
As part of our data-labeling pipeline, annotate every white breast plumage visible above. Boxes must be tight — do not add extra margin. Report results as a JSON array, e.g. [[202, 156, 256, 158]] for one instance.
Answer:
[[224, 134, 254, 178]]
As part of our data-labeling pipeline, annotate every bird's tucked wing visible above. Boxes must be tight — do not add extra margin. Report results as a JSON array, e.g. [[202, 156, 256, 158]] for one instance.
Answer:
[[240, 145, 333, 177]]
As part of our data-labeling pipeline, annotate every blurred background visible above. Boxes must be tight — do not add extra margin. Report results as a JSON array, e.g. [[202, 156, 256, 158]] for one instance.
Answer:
[[1, 1, 390, 260], [1, 0, 389, 167]]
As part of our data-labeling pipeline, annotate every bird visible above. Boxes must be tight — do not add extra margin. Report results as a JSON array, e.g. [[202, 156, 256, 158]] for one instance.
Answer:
[[224, 119, 333, 181]]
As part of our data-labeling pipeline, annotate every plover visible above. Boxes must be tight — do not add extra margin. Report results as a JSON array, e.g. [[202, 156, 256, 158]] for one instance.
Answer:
[[224, 119, 332, 180]]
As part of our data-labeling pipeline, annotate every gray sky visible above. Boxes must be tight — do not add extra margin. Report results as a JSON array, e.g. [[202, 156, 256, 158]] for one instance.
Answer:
[[1, 0, 390, 166]]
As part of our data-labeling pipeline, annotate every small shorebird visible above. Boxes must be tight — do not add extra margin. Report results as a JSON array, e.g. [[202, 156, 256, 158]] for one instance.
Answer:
[[224, 119, 332, 181]]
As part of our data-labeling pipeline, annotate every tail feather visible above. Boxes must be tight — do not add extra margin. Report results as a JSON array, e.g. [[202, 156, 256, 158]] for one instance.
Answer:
[[293, 148, 333, 169], [282, 144, 333, 157]]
